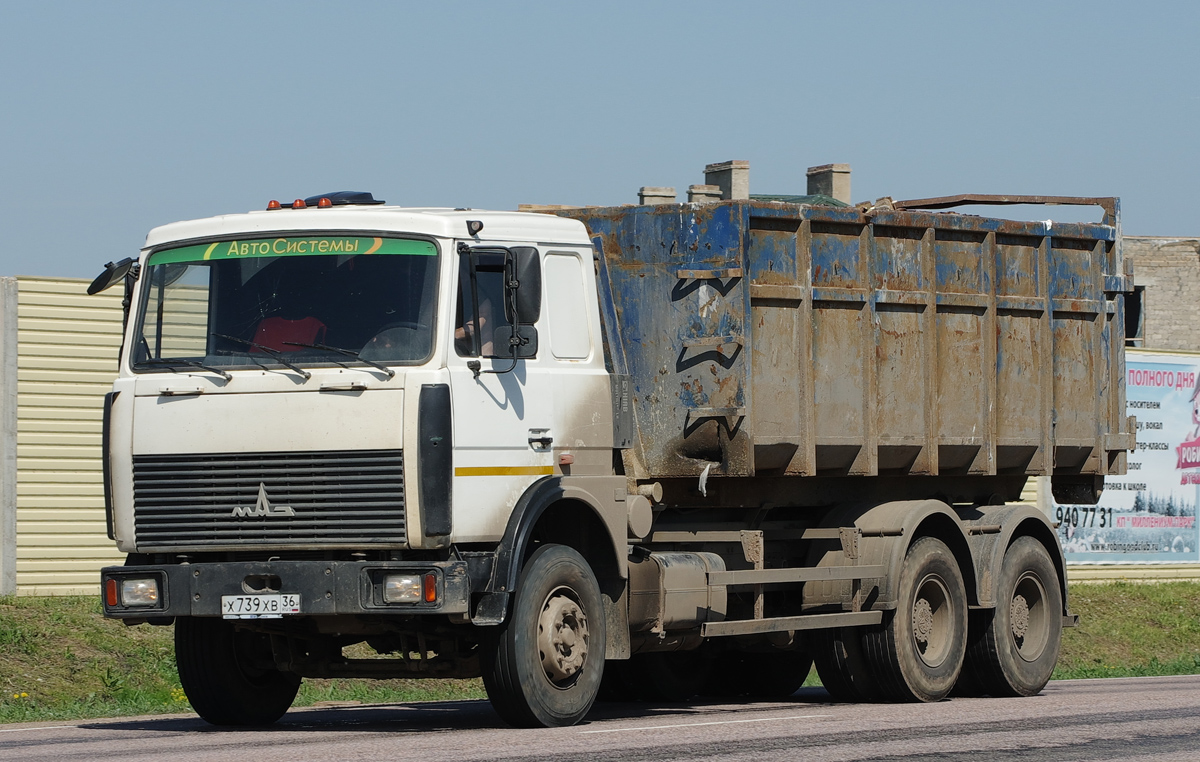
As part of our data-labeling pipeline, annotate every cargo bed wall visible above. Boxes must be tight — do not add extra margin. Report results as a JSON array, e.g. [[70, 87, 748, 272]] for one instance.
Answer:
[[561, 201, 1132, 482]]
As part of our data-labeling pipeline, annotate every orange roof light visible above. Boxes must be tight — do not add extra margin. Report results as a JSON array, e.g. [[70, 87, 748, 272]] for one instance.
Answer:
[[317, 197, 332, 208], [266, 199, 282, 210], [292, 199, 307, 209]]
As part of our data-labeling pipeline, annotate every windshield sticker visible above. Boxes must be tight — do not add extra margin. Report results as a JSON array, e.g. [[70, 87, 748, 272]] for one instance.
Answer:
[[149, 237, 436, 265]]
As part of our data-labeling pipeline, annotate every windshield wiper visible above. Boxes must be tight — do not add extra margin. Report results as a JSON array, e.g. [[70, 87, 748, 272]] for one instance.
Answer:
[[212, 334, 311, 380], [140, 358, 232, 382], [282, 341, 396, 379]]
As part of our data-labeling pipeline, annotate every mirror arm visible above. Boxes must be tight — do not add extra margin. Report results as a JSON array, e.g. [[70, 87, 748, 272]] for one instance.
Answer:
[[120, 264, 141, 331], [477, 328, 530, 377], [116, 263, 141, 366], [482, 358, 519, 377]]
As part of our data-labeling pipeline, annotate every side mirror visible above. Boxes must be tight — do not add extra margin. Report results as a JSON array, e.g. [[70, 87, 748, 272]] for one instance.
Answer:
[[506, 247, 541, 325], [87, 257, 137, 295], [493, 325, 538, 359], [87, 256, 142, 366]]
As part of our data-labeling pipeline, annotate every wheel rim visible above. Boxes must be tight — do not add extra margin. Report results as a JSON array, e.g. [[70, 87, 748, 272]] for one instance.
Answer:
[[537, 586, 589, 688], [1010, 571, 1049, 662], [911, 573, 953, 668]]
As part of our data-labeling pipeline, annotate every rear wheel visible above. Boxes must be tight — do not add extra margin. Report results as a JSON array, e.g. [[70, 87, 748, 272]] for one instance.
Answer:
[[964, 536, 1062, 696], [864, 537, 968, 702], [482, 544, 605, 727], [175, 617, 300, 726]]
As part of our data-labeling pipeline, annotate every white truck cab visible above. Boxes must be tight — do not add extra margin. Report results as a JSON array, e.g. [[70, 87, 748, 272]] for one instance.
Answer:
[[108, 195, 618, 550]]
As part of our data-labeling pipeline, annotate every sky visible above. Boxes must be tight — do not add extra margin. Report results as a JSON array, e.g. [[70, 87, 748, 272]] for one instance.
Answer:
[[1, 1, 1198, 278]]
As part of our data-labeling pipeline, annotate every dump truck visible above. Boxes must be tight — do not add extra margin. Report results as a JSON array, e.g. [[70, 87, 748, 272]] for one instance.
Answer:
[[91, 173, 1134, 728]]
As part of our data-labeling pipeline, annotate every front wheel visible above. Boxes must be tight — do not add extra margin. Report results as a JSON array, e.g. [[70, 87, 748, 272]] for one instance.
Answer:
[[175, 617, 300, 726], [482, 544, 606, 727], [864, 536, 968, 702], [963, 536, 1062, 696]]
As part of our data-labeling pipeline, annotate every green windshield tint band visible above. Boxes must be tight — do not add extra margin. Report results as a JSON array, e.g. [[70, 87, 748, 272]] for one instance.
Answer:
[[148, 237, 436, 265]]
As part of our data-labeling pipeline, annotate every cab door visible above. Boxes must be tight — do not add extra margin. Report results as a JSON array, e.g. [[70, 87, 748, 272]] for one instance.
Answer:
[[448, 244, 555, 541]]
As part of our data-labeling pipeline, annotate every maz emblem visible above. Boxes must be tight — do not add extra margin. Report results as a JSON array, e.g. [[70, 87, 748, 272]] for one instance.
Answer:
[[231, 483, 296, 518]]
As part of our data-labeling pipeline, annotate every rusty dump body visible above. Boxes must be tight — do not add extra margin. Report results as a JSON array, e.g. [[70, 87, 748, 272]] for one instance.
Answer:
[[560, 199, 1134, 505]]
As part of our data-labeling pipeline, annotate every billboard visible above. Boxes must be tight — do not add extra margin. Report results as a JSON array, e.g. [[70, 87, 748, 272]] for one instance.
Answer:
[[1055, 350, 1200, 564]]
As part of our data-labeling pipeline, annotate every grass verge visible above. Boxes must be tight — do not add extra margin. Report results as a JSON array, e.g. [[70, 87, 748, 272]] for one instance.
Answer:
[[2, 580, 1199, 723], [0, 595, 484, 724], [1053, 581, 1200, 679]]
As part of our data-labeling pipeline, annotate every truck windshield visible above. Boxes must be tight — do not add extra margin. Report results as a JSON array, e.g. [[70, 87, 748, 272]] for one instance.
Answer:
[[131, 236, 439, 373]]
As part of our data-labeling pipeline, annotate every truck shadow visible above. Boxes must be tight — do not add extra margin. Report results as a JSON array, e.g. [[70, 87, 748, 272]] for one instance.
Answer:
[[79, 688, 836, 734]]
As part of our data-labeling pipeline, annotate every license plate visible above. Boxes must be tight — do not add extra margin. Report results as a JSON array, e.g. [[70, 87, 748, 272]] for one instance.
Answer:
[[221, 593, 301, 619]]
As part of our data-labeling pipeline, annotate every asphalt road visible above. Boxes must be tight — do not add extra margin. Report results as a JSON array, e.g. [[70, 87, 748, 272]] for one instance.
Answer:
[[3, 675, 1199, 762]]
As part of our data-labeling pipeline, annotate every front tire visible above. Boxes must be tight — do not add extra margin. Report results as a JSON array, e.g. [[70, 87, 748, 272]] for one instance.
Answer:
[[963, 536, 1062, 696], [175, 617, 300, 726], [864, 537, 968, 702], [482, 544, 606, 727]]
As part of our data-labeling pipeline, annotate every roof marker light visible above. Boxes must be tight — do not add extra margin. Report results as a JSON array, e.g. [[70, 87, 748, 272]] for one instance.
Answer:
[[292, 199, 307, 209], [317, 197, 332, 208], [266, 200, 282, 210]]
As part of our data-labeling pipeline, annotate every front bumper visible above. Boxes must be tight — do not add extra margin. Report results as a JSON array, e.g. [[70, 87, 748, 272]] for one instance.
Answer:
[[100, 560, 471, 619]]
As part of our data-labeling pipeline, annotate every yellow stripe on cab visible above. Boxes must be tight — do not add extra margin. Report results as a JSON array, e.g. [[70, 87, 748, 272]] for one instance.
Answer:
[[454, 466, 554, 477]]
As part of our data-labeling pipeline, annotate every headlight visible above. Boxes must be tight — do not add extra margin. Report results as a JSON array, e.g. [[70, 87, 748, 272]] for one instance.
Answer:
[[383, 574, 422, 603], [120, 578, 160, 607], [383, 573, 438, 604]]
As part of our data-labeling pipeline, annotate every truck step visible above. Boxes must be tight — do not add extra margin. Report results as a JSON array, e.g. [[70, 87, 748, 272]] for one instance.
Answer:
[[708, 564, 885, 587], [700, 610, 883, 638]]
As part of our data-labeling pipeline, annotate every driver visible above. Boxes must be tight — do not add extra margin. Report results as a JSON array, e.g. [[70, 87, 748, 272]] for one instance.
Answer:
[[454, 296, 494, 356]]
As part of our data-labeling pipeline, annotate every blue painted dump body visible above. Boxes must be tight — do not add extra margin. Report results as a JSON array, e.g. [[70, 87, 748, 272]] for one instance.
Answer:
[[557, 200, 1133, 482]]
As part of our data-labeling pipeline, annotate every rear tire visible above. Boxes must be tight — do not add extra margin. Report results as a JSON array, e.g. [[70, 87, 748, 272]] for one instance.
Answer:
[[175, 617, 300, 726], [964, 536, 1062, 697], [482, 544, 605, 727], [864, 537, 967, 702]]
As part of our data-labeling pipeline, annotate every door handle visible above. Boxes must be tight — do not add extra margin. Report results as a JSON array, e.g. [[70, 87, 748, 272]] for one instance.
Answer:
[[528, 429, 553, 450]]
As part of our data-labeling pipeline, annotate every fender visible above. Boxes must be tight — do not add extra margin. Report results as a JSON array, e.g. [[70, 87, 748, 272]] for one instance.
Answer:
[[805, 499, 975, 612], [472, 474, 627, 625], [960, 503, 1070, 616]]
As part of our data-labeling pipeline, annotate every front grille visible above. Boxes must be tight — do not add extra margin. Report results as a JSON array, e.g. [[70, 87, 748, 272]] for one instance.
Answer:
[[133, 449, 405, 550]]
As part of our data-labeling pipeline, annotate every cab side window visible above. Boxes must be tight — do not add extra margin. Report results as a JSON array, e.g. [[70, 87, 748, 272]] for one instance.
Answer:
[[454, 251, 511, 358], [544, 252, 592, 359]]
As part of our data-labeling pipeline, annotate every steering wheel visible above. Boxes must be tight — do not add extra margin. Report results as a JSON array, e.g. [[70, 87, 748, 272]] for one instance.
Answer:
[[375, 321, 427, 333]]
